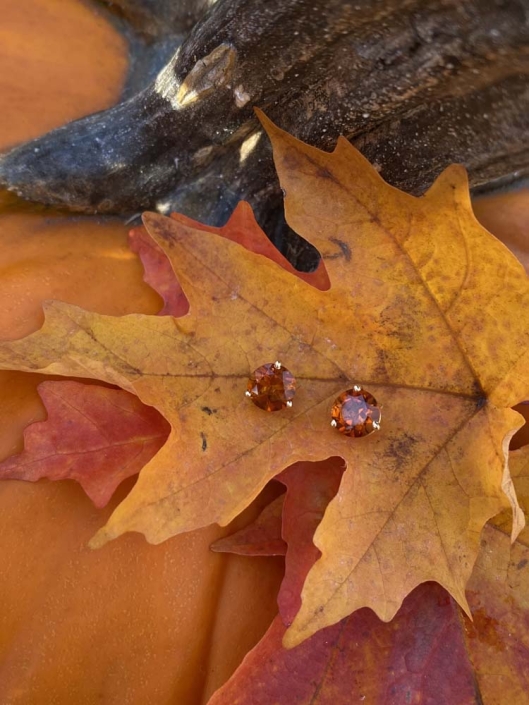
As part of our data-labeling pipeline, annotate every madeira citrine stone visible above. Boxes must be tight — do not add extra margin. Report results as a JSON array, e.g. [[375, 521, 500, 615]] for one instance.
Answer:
[[331, 386, 381, 437], [246, 361, 296, 412]]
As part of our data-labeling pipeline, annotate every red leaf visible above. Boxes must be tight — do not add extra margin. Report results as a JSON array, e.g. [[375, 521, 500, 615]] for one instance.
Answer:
[[209, 582, 478, 704], [213, 459, 345, 623], [0, 381, 170, 507], [276, 459, 345, 625], [463, 523, 529, 702], [129, 224, 188, 316], [0, 202, 324, 509], [130, 201, 329, 317], [170, 202, 330, 290], [212, 494, 287, 556], [210, 458, 529, 703]]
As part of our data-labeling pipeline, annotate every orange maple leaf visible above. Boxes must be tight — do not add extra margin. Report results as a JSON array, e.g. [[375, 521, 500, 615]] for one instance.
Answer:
[[0, 113, 526, 646]]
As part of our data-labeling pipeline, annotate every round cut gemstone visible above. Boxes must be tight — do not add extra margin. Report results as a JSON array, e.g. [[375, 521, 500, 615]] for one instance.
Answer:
[[246, 362, 296, 412], [331, 387, 381, 437]]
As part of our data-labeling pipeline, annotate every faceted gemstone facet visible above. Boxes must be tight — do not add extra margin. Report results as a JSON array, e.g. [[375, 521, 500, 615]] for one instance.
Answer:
[[331, 387, 381, 437], [246, 362, 296, 412]]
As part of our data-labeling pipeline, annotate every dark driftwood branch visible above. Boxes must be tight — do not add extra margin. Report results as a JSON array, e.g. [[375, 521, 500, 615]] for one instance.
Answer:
[[0, 0, 528, 266]]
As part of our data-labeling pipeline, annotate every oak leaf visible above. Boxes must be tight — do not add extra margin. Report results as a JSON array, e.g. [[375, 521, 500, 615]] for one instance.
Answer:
[[0, 113, 527, 647], [0, 204, 323, 510], [213, 459, 345, 623], [212, 493, 287, 557], [0, 380, 169, 508], [129, 225, 187, 317], [210, 586, 479, 705], [464, 521, 529, 703], [0, 190, 281, 705], [129, 204, 327, 315], [209, 457, 529, 704]]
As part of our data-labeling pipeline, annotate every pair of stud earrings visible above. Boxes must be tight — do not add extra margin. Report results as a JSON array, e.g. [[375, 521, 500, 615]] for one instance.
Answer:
[[245, 361, 381, 438]]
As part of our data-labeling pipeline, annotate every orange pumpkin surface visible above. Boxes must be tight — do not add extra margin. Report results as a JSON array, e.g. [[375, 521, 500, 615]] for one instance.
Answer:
[[0, 2, 528, 703], [0, 3, 283, 703]]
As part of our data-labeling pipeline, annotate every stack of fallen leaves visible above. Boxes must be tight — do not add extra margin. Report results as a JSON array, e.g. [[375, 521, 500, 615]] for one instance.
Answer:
[[0, 111, 528, 704]]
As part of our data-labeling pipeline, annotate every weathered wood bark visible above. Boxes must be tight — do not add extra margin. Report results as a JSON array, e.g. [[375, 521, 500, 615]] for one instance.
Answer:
[[0, 0, 528, 267]]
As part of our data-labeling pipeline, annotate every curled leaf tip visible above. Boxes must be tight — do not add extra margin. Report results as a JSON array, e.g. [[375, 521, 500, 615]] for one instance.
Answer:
[[88, 529, 112, 550]]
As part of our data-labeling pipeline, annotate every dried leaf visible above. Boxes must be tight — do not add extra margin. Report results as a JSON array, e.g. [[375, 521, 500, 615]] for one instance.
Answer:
[[214, 459, 345, 622], [129, 202, 328, 315], [464, 522, 529, 703], [0, 380, 169, 508], [212, 459, 344, 624], [212, 493, 287, 556], [0, 114, 527, 646], [210, 463, 476, 703], [276, 459, 345, 625], [510, 445, 529, 515], [208, 584, 479, 705], [169, 206, 328, 290], [0, 202, 324, 508], [491, 444, 529, 539], [210, 456, 529, 704], [0, 189, 281, 704], [129, 225, 187, 317], [210, 527, 529, 705]]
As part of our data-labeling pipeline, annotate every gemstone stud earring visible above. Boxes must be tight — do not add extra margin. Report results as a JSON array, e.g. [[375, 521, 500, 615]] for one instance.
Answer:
[[245, 361, 296, 411], [331, 385, 381, 436]]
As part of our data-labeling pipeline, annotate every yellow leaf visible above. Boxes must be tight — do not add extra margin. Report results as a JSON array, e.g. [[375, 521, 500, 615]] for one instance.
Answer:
[[0, 113, 526, 648]]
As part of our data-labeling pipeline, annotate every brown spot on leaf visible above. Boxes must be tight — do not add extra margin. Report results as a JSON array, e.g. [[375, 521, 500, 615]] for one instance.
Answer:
[[201, 406, 217, 415], [328, 236, 352, 262]]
